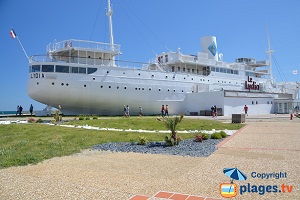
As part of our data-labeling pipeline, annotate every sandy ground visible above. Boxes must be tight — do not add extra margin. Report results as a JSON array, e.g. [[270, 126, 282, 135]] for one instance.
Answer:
[[0, 114, 299, 199]]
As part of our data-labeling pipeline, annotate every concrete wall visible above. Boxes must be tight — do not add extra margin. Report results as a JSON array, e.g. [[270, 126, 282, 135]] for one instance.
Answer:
[[185, 91, 224, 115], [224, 97, 274, 116]]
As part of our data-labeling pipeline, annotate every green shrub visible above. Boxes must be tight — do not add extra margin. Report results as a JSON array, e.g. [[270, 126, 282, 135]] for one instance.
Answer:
[[92, 116, 98, 120], [137, 136, 148, 145], [220, 131, 227, 138], [200, 133, 209, 140], [211, 132, 222, 139], [85, 117, 90, 120], [78, 116, 84, 120], [36, 118, 43, 123]]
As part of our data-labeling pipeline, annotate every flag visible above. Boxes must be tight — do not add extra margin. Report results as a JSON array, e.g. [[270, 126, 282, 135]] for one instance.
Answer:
[[293, 70, 298, 75], [10, 28, 17, 39]]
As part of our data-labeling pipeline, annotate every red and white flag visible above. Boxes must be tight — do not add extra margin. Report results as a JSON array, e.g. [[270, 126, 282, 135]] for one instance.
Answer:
[[10, 28, 17, 39]]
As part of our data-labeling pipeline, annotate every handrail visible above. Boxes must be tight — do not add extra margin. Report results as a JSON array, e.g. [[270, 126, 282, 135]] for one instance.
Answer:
[[47, 39, 121, 53]]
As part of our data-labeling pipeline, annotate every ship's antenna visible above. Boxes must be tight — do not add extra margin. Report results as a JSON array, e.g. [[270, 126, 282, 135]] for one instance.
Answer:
[[266, 27, 274, 80], [107, 0, 114, 50]]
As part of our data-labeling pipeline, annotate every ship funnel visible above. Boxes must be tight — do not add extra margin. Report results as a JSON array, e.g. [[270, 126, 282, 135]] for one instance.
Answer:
[[201, 36, 218, 61]]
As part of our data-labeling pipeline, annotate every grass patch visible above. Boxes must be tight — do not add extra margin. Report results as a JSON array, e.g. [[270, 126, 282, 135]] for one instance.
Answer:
[[66, 116, 244, 131], [0, 117, 244, 169]]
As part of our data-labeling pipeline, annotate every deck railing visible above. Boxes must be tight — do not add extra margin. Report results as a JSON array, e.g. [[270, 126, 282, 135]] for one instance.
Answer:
[[46, 39, 121, 53]]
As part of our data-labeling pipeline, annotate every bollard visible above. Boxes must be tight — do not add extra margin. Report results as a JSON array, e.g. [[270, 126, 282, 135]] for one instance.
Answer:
[[290, 113, 293, 120]]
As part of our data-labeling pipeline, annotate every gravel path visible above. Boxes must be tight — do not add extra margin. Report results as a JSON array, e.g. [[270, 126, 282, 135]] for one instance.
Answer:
[[92, 139, 223, 157]]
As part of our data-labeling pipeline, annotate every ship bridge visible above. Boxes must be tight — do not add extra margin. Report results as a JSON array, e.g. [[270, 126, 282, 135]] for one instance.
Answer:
[[33, 39, 122, 66]]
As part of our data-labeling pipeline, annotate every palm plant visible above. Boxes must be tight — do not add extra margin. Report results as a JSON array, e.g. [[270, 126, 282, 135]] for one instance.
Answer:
[[163, 113, 184, 146]]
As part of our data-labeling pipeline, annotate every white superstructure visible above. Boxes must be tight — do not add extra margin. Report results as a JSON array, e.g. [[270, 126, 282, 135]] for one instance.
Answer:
[[26, 0, 298, 116]]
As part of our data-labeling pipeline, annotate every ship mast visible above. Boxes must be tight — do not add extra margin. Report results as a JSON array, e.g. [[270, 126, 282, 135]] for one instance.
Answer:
[[107, 0, 114, 51], [266, 30, 274, 81]]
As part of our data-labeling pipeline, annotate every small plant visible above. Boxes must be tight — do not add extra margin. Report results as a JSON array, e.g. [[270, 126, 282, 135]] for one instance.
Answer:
[[36, 118, 43, 123], [85, 117, 90, 120], [92, 115, 98, 119], [211, 132, 222, 139], [220, 131, 227, 138], [79, 116, 84, 120], [137, 136, 148, 145], [162, 113, 184, 146], [194, 134, 203, 142], [27, 118, 35, 123], [54, 110, 62, 122], [200, 133, 209, 140]]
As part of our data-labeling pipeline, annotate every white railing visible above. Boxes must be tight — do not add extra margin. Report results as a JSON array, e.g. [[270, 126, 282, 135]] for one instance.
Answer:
[[46, 39, 121, 53]]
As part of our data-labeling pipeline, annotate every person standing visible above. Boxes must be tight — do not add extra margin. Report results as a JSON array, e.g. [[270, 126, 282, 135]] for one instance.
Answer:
[[126, 105, 130, 117], [161, 105, 165, 117], [29, 104, 34, 116], [19, 105, 23, 116], [244, 105, 248, 116], [139, 106, 143, 117], [123, 105, 127, 117], [165, 105, 169, 117], [16, 105, 20, 116], [214, 105, 217, 118], [211, 105, 215, 118]]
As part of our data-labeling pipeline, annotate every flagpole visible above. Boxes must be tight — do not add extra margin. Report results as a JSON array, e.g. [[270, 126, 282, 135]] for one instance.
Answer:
[[16, 36, 29, 61]]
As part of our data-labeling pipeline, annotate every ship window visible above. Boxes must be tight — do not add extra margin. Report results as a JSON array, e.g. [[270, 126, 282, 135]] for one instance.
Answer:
[[211, 67, 215, 72], [191, 78, 194, 80], [56, 65, 69, 73], [252, 101, 254, 104], [135, 88, 137, 90], [234, 70, 238, 75], [117, 86, 119, 89], [187, 69, 190, 73], [192, 69, 195, 73], [31, 65, 40, 72], [142, 88, 144, 90], [159, 88, 161, 91], [87, 68, 97, 74], [149, 88, 152, 91], [71, 67, 79, 73], [177, 67, 180, 72], [165, 76, 168, 79], [37, 82, 39, 85], [173, 89, 176, 92], [256, 101, 258, 104], [182, 90, 184, 92], [124, 86, 127, 89], [183, 68, 186, 72], [79, 67, 86, 74], [101, 85, 103, 88], [61, 83, 64, 86], [84, 85, 86, 87], [109, 86, 111, 88], [172, 66, 175, 72], [52, 82, 54, 85], [66, 83, 69, 86], [167, 89, 170, 92], [42, 65, 54, 72]]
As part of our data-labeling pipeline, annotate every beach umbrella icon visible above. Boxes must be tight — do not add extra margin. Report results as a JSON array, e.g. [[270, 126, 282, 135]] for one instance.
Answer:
[[223, 167, 247, 183]]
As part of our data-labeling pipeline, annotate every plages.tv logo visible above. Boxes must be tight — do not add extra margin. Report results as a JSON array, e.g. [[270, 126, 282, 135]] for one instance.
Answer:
[[220, 167, 247, 198], [220, 168, 294, 198]]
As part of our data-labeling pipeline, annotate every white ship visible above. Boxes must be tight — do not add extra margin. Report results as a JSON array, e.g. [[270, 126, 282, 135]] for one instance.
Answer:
[[27, 0, 298, 116]]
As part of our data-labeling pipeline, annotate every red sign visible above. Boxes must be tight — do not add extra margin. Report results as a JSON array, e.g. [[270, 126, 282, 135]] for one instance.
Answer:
[[245, 76, 260, 91]]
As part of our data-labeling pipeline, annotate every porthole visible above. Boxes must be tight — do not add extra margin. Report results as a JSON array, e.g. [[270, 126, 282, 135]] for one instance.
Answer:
[[84, 85, 86, 87], [37, 82, 39, 85], [184, 77, 186, 79], [151, 74, 154, 78], [100, 85, 103, 88], [182, 90, 184, 92], [138, 73, 140, 76], [135, 88, 137, 90], [124, 86, 127, 89], [123, 72, 125, 74], [66, 83, 69, 86], [109, 86, 111, 88], [117, 86, 119, 89], [159, 88, 161, 91], [138, 88, 141, 90], [107, 71, 109, 73], [61, 83, 64, 86], [142, 88, 144, 90], [149, 88, 152, 91], [191, 78, 193, 80], [93, 77, 95, 80], [167, 89, 170, 92], [173, 89, 176, 92], [165, 76, 168, 79], [52, 82, 54, 85]]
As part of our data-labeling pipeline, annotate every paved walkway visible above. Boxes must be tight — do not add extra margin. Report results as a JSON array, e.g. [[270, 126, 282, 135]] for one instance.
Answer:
[[0, 115, 299, 199]]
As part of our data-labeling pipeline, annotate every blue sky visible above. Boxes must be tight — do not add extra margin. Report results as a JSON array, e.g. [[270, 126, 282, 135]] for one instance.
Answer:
[[1, 0, 300, 111]]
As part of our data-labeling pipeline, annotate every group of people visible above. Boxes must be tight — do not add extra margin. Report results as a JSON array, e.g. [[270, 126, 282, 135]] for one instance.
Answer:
[[211, 105, 217, 118], [123, 105, 143, 117], [16, 104, 34, 116], [161, 105, 169, 117]]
